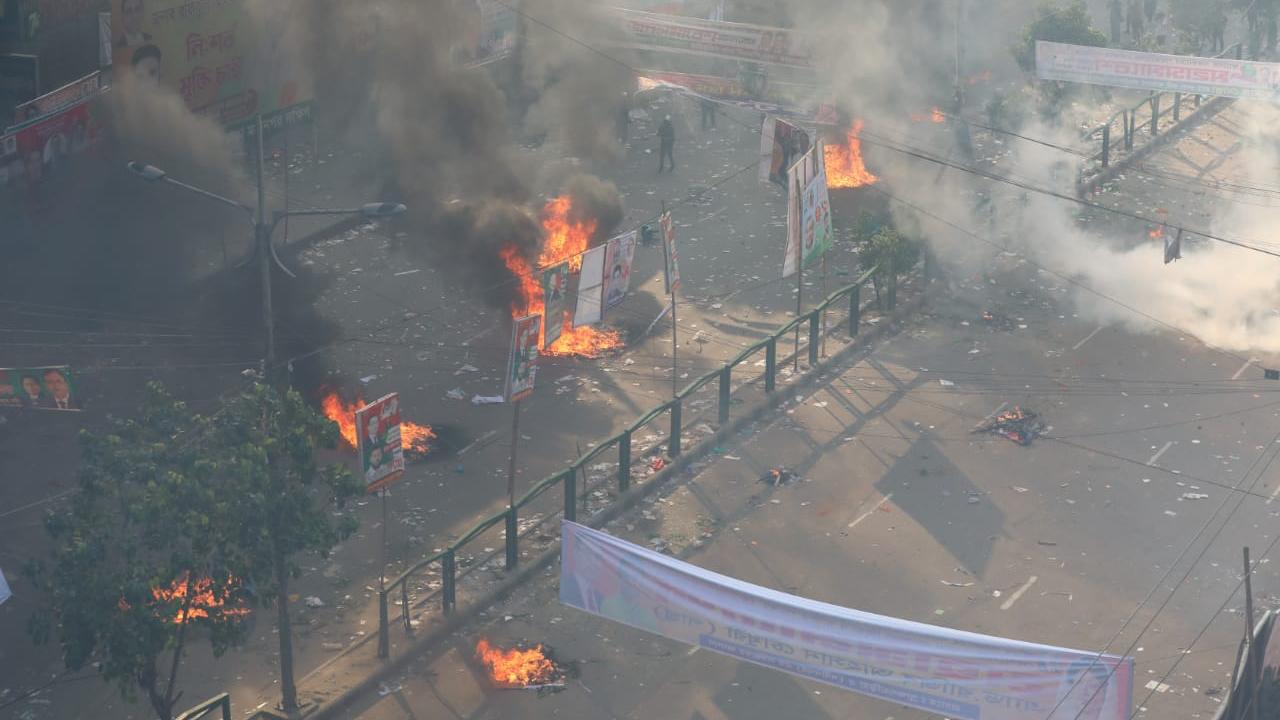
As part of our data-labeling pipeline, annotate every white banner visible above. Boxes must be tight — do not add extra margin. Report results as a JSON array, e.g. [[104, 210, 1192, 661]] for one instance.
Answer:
[[1035, 41, 1280, 101], [560, 521, 1133, 720], [604, 7, 815, 69], [574, 245, 608, 328]]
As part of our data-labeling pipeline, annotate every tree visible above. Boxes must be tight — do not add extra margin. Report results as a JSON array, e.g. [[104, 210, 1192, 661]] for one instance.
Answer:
[[26, 384, 252, 720], [1012, 1, 1109, 72], [26, 382, 359, 717], [1169, 0, 1227, 51], [859, 225, 920, 310]]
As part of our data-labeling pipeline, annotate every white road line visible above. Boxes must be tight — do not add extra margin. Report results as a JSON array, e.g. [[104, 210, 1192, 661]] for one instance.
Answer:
[[1072, 325, 1104, 351], [1231, 358, 1258, 380], [1267, 484, 1280, 505], [686, 646, 700, 656], [1146, 441, 1174, 467], [847, 493, 894, 529], [1000, 576, 1039, 611]]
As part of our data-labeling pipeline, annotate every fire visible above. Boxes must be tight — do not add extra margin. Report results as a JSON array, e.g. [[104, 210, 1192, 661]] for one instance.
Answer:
[[475, 638, 562, 687], [823, 120, 878, 189], [911, 107, 946, 123], [149, 573, 249, 625], [319, 390, 436, 455], [1149, 225, 1165, 240], [499, 196, 624, 358]]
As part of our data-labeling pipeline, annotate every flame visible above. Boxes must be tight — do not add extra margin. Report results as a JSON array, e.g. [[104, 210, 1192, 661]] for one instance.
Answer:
[[1149, 225, 1165, 240], [910, 107, 946, 123], [823, 120, 878, 189], [498, 196, 624, 358], [149, 573, 249, 625], [320, 390, 436, 455], [476, 639, 561, 687]]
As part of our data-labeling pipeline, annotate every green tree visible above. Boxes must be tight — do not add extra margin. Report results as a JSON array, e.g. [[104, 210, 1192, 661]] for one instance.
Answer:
[[1012, 1, 1109, 71], [27, 382, 359, 717], [1169, 0, 1227, 50], [859, 225, 920, 310]]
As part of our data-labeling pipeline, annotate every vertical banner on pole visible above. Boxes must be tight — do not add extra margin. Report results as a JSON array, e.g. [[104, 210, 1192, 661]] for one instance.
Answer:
[[357, 393, 405, 493], [575, 246, 608, 327], [660, 210, 680, 293], [506, 314, 542, 403], [541, 262, 570, 348], [603, 230, 638, 311]]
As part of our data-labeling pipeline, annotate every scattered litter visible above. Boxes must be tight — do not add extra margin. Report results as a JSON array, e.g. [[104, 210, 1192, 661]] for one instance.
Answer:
[[973, 406, 1044, 446], [967, 496, 981, 504], [1037, 540, 1057, 546], [1013, 486, 1029, 493], [761, 467, 797, 486], [939, 379, 955, 387], [940, 580, 974, 587], [1180, 493, 1209, 501], [650, 457, 667, 472], [378, 683, 403, 696], [1144, 681, 1170, 693], [454, 364, 480, 375], [322, 642, 344, 651], [1164, 510, 1178, 517], [393, 269, 421, 276], [359, 374, 378, 384], [446, 387, 466, 400], [304, 596, 324, 608], [472, 395, 504, 405]]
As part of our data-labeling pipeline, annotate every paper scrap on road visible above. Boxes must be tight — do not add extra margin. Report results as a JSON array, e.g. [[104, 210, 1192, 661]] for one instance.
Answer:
[[472, 395, 505, 405]]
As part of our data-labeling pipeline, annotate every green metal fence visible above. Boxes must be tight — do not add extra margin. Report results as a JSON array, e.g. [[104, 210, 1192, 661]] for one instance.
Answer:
[[175, 693, 231, 720], [376, 263, 893, 658]]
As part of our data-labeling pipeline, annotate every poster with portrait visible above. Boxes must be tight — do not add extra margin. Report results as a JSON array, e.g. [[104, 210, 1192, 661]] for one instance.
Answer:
[[541, 261, 570, 349], [574, 245, 607, 328], [356, 392, 405, 493], [760, 115, 809, 187], [659, 210, 680, 293], [602, 230, 637, 310], [0, 365, 81, 411], [506, 314, 542, 403]]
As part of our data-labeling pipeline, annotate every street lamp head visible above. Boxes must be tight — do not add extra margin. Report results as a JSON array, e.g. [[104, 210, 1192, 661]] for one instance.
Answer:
[[360, 202, 407, 218], [126, 161, 167, 182]]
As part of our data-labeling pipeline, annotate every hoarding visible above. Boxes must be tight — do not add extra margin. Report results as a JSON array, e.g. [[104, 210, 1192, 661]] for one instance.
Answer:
[[13, 70, 100, 124], [561, 521, 1134, 720], [606, 8, 815, 69], [356, 392, 405, 493], [0, 365, 81, 411], [541, 261, 570, 349], [506, 314, 541, 402], [1035, 41, 1280, 101]]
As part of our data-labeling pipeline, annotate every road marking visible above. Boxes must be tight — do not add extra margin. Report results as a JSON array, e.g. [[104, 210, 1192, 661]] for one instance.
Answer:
[[1231, 358, 1258, 380], [686, 646, 700, 656], [1000, 576, 1038, 611], [1146, 441, 1173, 466], [1072, 325, 1104, 351], [848, 493, 894, 529], [1267, 483, 1280, 505]]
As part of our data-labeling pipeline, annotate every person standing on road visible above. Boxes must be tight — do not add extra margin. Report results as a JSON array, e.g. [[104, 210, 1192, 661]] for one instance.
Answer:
[[700, 97, 717, 130], [657, 114, 675, 173], [617, 92, 631, 146]]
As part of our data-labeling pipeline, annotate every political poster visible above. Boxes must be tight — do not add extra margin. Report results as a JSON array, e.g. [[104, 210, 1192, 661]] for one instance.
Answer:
[[603, 230, 637, 310], [110, 0, 312, 126], [7, 95, 105, 187], [506, 314, 541, 403], [760, 115, 810, 187], [1035, 41, 1280, 102], [356, 392, 405, 493], [13, 70, 100, 125], [561, 520, 1134, 720], [604, 8, 815, 70], [575, 245, 607, 328], [783, 145, 830, 277], [660, 210, 680, 293], [541, 261, 570, 349], [0, 366, 81, 411]]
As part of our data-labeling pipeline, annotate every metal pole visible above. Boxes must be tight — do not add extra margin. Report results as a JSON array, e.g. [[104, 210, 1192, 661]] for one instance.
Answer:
[[507, 398, 522, 510], [954, 0, 963, 109], [663, 202, 678, 398], [1245, 546, 1258, 720], [793, 174, 803, 372], [255, 114, 276, 373], [379, 489, 388, 590]]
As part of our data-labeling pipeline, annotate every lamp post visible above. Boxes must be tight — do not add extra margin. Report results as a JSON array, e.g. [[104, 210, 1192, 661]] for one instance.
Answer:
[[128, 116, 406, 379]]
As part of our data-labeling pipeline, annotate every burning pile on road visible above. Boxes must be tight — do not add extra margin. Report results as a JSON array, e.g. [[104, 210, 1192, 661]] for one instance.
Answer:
[[119, 573, 250, 625], [910, 106, 946, 123], [824, 119, 878, 189], [501, 195, 623, 359], [320, 390, 436, 458], [475, 638, 566, 690], [974, 406, 1044, 446]]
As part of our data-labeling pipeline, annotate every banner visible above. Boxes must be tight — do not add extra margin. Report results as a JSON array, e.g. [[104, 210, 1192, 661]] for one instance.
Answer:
[[1035, 41, 1280, 101], [356, 392, 405, 493], [110, 0, 312, 126], [783, 145, 830, 277], [760, 115, 810, 186], [541, 261, 570, 349], [574, 245, 607, 327], [561, 521, 1134, 720], [603, 230, 637, 310], [605, 8, 815, 69], [13, 70, 100, 125], [660, 210, 680, 293], [637, 70, 832, 123], [0, 366, 81, 410], [5, 95, 105, 187], [506, 314, 541, 402]]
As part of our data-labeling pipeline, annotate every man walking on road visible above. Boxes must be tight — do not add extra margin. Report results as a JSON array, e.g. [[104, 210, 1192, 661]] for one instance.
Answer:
[[657, 114, 675, 173]]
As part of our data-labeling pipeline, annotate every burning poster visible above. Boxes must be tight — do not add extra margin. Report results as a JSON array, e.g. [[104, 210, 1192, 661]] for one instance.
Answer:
[[759, 116, 810, 187], [660, 210, 680, 293], [541, 261, 570, 349], [603, 230, 637, 310], [356, 392, 405, 493], [506, 314, 541, 403], [574, 245, 607, 328], [561, 520, 1134, 720], [0, 366, 81, 410]]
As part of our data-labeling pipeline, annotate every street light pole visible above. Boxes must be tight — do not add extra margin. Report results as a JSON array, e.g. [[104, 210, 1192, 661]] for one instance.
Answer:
[[254, 114, 277, 373]]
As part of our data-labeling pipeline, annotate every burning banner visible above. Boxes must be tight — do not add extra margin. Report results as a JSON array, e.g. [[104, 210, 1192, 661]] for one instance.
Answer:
[[356, 392, 406, 492], [541, 262, 570, 349], [973, 406, 1044, 446], [319, 390, 435, 458], [561, 520, 1133, 720]]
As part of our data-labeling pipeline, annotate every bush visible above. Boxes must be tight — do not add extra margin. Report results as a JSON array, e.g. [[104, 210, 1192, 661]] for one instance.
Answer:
[[1012, 1, 1109, 72]]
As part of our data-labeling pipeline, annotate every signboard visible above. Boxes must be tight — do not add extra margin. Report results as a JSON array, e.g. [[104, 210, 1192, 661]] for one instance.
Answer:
[[574, 245, 607, 328], [506, 314, 541, 402], [638, 69, 830, 122], [6, 95, 105, 187], [1035, 41, 1280, 101], [109, 0, 312, 126], [561, 520, 1134, 720], [660, 210, 680, 293], [760, 115, 809, 186], [783, 146, 831, 277], [356, 392, 405, 493], [13, 70, 100, 125], [541, 261, 570, 349], [605, 8, 815, 69], [603, 230, 637, 310], [0, 366, 81, 410]]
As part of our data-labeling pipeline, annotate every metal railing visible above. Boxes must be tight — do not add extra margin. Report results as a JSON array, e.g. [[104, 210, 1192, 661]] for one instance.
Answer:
[[1081, 43, 1241, 175], [175, 693, 231, 720], [375, 262, 901, 658]]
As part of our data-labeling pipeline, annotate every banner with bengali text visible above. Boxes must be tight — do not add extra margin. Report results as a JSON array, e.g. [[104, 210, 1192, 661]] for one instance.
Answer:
[[605, 8, 814, 69], [561, 521, 1133, 720], [1035, 41, 1280, 101]]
